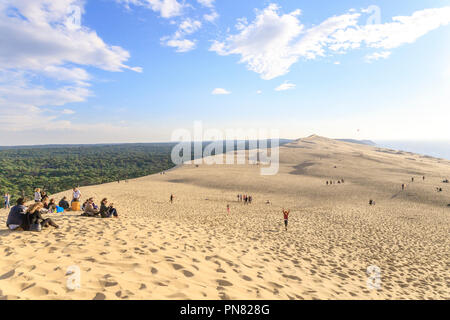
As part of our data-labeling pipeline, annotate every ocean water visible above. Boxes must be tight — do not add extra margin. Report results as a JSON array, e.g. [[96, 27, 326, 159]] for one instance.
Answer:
[[375, 141, 450, 161]]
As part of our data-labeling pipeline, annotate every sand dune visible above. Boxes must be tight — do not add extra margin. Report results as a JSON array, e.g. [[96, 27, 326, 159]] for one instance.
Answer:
[[0, 135, 449, 300]]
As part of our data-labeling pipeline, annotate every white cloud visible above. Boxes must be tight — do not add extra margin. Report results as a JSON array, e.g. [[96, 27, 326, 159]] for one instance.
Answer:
[[0, 0, 139, 131], [62, 109, 76, 115], [256, 90, 262, 94], [275, 81, 296, 91], [204, 10, 219, 23], [365, 51, 391, 62], [117, 0, 184, 18], [210, 4, 450, 79], [161, 18, 202, 52], [197, 0, 215, 8], [178, 18, 202, 35], [164, 39, 197, 52], [212, 88, 231, 95], [210, 4, 303, 80]]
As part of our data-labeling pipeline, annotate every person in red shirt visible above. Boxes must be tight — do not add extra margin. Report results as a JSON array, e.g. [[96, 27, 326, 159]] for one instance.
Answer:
[[282, 208, 290, 231]]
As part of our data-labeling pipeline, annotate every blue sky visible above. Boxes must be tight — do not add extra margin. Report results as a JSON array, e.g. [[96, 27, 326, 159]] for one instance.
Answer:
[[1, 0, 450, 145]]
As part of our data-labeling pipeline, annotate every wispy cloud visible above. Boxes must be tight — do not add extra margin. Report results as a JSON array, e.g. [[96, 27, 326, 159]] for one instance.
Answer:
[[275, 81, 296, 91], [0, 0, 139, 131], [210, 4, 450, 79], [365, 51, 392, 62], [212, 88, 231, 95], [117, 0, 185, 18]]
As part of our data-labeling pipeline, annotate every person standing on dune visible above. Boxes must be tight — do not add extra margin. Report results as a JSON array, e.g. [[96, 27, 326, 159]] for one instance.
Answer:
[[227, 204, 230, 214], [4, 193, 10, 209], [170, 194, 174, 203], [282, 209, 290, 231]]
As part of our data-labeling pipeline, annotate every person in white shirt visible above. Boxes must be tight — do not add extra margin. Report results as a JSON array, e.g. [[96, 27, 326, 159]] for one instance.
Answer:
[[72, 187, 82, 203], [34, 188, 42, 203]]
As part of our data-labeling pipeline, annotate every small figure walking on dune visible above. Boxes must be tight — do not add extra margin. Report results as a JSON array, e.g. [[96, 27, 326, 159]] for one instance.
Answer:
[[326, 181, 329, 185], [282, 208, 290, 231], [170, 194, 174, 203], [411, 177, 414, 182], [423, 176, 425, 181], [4, 193, 10, 209], [227, 204, 230, 214], [402, 184, 405, 190]]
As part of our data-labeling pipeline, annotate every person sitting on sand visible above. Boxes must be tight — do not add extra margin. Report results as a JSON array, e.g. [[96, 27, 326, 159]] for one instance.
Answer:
[[99, 198, 118, 218], [48, 198, 57, 212], [6, 198, 27, 230], [282, 209, 290, 231], [26, 202, 59, 230], [41, 196, 50, 209], [40, 190, 47, 200], [81, 198, 100, 217], [34, 188, 42, 203], [59, 196, 70, 210]]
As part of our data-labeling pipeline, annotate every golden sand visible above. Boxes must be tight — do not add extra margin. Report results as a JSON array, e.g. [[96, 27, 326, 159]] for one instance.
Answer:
[[0, 136, 449, 300]]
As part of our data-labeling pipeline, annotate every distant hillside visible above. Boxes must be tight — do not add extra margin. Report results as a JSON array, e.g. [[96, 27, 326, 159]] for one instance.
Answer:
[[337, 139, 377, 146], [0, 139, 293, 201]]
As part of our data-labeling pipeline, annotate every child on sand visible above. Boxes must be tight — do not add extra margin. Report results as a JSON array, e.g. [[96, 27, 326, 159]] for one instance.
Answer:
[[282, 209, 290, 231]]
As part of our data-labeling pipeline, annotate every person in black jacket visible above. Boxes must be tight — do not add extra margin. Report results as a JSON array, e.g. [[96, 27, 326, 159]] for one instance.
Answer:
[[6, 198, 27, 230], [99, 198, 118, 218], [59, 196, 70, 210]]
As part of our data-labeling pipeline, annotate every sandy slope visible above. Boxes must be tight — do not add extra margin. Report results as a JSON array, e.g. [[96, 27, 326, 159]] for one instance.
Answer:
[[0, 135, 449, 300]]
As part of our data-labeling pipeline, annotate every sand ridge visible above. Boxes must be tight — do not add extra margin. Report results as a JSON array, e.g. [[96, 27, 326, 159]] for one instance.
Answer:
[[0, 136, 449, 300]]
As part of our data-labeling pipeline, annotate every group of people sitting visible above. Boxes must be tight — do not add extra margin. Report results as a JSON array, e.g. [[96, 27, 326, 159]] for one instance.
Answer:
[[237, 194, 253, 204], [5, 187, 119, 232], [80, 197, 118, 218], [6, 198, 59, 231]]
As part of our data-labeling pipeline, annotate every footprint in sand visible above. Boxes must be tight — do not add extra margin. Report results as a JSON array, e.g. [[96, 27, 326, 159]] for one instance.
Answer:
[[241, 275, 252, 281], [0, 269, 15, 280], [216, 279, 233, 287], [151, 267, 158, 274], [93, 292, 106, 300], [172, 264, 183, 270], [182, 270, 194, 278]]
